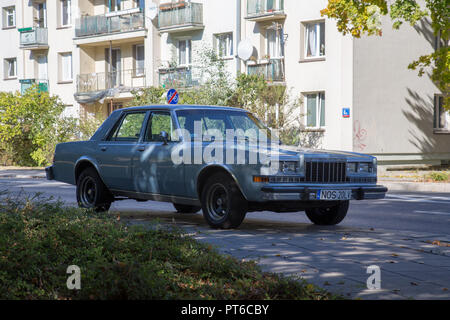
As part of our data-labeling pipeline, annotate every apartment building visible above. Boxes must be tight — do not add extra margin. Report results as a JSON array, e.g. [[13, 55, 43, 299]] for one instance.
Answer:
[[0, 0, 448, 165]]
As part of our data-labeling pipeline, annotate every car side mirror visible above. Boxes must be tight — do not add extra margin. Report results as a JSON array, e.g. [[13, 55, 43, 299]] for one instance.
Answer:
[[160, 131, 169, 145]]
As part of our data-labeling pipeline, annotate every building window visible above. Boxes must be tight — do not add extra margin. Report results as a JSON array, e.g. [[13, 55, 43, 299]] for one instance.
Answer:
[[134, 44, 145, 76], [178, 39, 192, 66], [434, 95, 449, 132], [59, 52, 73, 82], [214, 33, 233, 58], [60, 0, 72, 27], [4, 58, 17, 79], [36, 2, 47, 28], [3, 6, 15, 28], [304, 21, 325, 59], [266, 28, 283, 59], [305, 92, 325, 128]]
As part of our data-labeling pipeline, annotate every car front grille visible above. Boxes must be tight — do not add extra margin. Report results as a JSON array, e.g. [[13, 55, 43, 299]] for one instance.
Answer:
[[305, 160, 347, 183]]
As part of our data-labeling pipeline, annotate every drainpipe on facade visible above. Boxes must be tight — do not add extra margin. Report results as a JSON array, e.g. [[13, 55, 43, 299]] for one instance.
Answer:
[[236, 0, 241, 76]]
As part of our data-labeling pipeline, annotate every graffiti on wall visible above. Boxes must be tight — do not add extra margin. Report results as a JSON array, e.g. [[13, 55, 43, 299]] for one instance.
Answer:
[[353, 120, 367, 151]]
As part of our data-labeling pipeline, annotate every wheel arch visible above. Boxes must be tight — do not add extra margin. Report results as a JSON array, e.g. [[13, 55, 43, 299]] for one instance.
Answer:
[[74, 157, 103, 185], [196, 165, 247, 200]]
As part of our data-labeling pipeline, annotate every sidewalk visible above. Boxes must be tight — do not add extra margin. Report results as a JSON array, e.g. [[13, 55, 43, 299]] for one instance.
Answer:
[[0, 168, 449, 193], [0, 168, 46, 179]]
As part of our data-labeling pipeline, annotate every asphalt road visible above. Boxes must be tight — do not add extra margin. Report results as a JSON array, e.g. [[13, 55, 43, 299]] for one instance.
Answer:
[[1, 177, 450, 299], [0, 177, 448, 235]]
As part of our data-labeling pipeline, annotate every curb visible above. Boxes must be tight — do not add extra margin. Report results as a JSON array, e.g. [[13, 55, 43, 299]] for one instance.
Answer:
[[381, 181, 450, 193], [0, 174, 45, 179]]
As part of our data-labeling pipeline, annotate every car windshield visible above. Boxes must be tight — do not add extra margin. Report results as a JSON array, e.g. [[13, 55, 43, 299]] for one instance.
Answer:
[[175, 109, 273, 141]]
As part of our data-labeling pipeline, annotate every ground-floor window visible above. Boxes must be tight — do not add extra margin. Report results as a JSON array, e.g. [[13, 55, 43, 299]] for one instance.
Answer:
[[434, 95, 449, 132], [304, 92, 325, 128], [4, 57, 16, 79]]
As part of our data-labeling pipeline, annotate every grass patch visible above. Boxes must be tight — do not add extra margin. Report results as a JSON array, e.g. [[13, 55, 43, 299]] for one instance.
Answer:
[[427, 172, 449, 182], [0, 193, 336, 300]]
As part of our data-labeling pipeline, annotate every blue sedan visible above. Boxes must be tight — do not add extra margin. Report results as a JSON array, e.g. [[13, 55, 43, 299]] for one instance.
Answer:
[[46, 105, 387, 229]]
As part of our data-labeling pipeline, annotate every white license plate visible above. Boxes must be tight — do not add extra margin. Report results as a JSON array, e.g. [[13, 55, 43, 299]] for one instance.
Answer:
[[318, 190, 352, 201]]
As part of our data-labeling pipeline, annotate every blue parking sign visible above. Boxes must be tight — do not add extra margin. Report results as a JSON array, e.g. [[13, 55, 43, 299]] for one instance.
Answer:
[[342, 108, 350, 118]]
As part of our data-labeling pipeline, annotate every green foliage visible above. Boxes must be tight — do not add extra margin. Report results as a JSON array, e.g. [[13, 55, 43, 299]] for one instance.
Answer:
[[322, 0, 449, 110], [0, 86, 78, 167], [129, 86, 166, 106], [428, 171, 449, 182], [0, 194, 336, 300]]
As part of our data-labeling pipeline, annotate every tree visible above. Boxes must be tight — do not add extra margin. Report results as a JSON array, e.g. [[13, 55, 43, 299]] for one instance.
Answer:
[[321, 0, 449, 110]]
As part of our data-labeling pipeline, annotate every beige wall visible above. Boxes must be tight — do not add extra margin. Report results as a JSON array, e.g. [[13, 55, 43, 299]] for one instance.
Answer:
[[353, 15, 450, 164]]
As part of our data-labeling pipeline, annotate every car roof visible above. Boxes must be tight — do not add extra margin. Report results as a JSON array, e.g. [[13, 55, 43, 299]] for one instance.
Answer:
[[119, 105, 247, 113]]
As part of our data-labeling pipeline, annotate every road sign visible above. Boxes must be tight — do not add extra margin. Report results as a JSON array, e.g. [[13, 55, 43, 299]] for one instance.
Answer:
[[167, 89, 179, 105], [342, 108, 350, 118]]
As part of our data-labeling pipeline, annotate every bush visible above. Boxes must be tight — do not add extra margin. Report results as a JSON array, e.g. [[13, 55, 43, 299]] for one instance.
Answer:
[[428, 172, 449, 182], [0, 194, 335, 300], [0, 86, 78, 167]]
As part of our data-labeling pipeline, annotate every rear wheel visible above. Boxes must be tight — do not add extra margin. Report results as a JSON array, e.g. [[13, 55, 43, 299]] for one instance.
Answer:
[[201, 172, 247, 229], [305, 201, 350, 226], [76, 167, 112, 212], [173, 203, 201, 214]]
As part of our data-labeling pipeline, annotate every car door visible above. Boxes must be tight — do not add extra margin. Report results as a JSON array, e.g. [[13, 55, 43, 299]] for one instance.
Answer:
[[97, 111, 148, 191], [133, 110, 185, 197]]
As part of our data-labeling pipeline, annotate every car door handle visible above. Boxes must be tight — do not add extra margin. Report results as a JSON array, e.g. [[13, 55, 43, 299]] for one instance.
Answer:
[[100, 147, 107, 152], [137, 146, 146, 152]]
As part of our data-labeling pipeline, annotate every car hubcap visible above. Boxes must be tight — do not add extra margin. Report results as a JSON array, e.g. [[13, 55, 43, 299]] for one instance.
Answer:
[[80, 177, 97, 207], [207, 184, 228, 221]]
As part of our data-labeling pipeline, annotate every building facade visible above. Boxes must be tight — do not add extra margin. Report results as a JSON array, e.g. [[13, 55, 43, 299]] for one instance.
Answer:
[[0, 0, 448, 165]]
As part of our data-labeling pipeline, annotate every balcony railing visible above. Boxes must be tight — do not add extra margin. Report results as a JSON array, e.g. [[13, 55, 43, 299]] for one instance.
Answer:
[[158, 67, 199, 89], [19, 28, 48, 49], [19, 79, 49, 94], [76, 69, 146, 93], [247, 59, 285, 82], [158, 2, 204, 32], [246, 0, 285, 20], [75, 10, 145, 38]]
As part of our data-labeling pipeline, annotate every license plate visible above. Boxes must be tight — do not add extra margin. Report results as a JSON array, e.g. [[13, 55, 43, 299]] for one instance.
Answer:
[[318, 190, 352, 201]]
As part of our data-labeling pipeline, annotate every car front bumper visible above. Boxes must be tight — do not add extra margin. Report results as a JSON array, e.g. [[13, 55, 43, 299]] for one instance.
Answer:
[[260, 184, 388, 201]]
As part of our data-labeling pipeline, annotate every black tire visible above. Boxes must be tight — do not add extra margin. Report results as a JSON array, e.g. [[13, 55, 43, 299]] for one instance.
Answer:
[[76, 167, 112, 212], [201, 172, 248, 229], [173, 203, 201, 214], [305, 201, 350, 226]]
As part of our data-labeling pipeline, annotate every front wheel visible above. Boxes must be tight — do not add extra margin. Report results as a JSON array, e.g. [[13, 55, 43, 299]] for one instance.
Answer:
[[305, 201, 350, 226], [76, 167, 112, 212], [201, 173, 247, 229]]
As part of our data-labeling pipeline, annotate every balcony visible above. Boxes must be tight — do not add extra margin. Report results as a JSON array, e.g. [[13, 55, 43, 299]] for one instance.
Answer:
[[76, 69, 146, 95], [158, 67, 199, 89], [19, 28, 48, 50], [158, 2, 204, 33], [19, 79, 49, 94], [75, 9, 145, 45], [247, 59, 285, 82], [246, 0, 286, 22]]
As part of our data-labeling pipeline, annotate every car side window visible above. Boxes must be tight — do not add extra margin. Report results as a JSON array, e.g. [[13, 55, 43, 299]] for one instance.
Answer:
[[144, 112, 174, 142], [109, 112, 146, 142]]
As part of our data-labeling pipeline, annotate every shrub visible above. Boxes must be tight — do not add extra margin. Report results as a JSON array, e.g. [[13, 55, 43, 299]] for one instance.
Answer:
[[428, 172, 449, 182], [0, 86, 78, 167], [0, 194, 335, 300]]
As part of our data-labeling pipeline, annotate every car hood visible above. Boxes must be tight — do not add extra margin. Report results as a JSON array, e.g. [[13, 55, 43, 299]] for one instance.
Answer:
[[246, 143, 374, 161]]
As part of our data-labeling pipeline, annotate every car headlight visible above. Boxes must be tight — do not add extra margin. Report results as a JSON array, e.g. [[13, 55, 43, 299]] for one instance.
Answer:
[[347, 162, 357, 173], [280, 161, 299, 174], [358, 163, 370, 173]]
